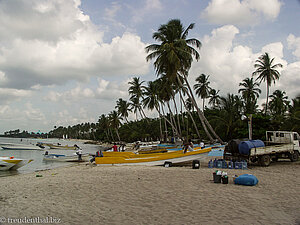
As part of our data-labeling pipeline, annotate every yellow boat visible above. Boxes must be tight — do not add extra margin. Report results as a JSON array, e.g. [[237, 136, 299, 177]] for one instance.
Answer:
[[96, 147, 211, 165]]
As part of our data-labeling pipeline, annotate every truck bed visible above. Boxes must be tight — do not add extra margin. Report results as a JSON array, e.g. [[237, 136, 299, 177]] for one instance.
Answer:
[[250, 143, 294, 156]]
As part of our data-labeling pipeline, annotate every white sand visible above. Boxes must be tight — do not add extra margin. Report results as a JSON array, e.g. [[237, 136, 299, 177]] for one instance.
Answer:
[[0, 160, 299, 225]]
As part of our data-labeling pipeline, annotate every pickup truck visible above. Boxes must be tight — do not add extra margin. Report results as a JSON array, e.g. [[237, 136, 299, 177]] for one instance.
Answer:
[[223, 131, 300, 166]]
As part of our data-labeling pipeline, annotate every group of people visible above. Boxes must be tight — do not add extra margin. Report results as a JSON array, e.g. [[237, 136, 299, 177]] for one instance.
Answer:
[[183, 139, 205, 153], [112, 143, 126, 152]]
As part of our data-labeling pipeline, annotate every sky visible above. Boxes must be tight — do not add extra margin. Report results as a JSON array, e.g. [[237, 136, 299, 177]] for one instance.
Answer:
[[0, 0, 300, 134]]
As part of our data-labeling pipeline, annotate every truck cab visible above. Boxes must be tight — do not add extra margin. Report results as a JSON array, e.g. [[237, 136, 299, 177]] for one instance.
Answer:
[[266, 131, 300, 151]]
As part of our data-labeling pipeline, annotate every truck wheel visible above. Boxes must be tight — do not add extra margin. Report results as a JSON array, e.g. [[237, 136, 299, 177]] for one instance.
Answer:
[[289, 151, 299, 162], [271, 157, 278, 162], [260, 155, 271, 167]]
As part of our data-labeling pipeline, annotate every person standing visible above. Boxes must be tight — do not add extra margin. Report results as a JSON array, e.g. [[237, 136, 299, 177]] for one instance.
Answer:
[[113, 143, 118, 152], [183, 139, 194, 153], [76, 148, 82, 161]]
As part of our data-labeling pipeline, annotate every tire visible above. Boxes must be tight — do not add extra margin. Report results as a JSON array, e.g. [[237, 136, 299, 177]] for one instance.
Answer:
[[164, 161, 172, 167], [289, 151, 299, 162], [271, 157, 278, 162], [260, 155, 271, 167]]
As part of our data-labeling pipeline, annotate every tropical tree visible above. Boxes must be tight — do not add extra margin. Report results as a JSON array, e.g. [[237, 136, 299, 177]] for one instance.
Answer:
[[208, 89, 221, 108], [212, 94, 243, 140], [268, 90, 290, 117], [128, 77, 147, 119], [238, 77, 261, 114], [145, 19, 223, 143], [194, 74, 211, 110], [115, 98, 131, 123], [108, 110, 122, 141], [252, 52, 283, 114], [98, 114, 110, 141]]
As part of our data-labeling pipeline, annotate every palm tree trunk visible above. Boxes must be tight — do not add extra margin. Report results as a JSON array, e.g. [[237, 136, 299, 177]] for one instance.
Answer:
[[172, 96, 182, 136], [157, 103, 182, 141], [179, 90, 201, 139], [265, 82, 269, 115], [115, 128, 121, 142], [167, 101, 179, 137], [181, 74, 224, 144], [178, 74, 214, 142], [159, 116, 163, 141]]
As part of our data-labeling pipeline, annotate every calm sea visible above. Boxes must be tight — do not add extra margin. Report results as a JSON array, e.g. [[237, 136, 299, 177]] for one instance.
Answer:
[[0, 137, 102, 177]]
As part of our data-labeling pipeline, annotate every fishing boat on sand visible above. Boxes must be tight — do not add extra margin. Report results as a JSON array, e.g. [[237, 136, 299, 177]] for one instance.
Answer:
[[43, 153, 89, 162], [43, 143, 79, 150], [0, 143, 43, 150], [0, 156, 33, 171], [95, 146, 212, 166]]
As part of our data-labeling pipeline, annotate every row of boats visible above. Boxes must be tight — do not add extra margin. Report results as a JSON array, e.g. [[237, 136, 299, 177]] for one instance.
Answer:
[[0, 140, 224, 171], [95, 143, 224, 166], [0, 142, 83, 171], [0, 142, 79, 150]]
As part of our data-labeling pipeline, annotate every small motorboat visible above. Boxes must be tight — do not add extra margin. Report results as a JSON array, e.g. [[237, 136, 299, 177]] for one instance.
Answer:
[[43, 153, 90, 162], [0, 143, 43, 150], [45, 143, 79, 150], [0, 156, 33, 171]]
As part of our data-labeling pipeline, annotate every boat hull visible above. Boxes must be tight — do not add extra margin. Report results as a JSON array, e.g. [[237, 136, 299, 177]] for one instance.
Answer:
[[96, 147, 211, 165], [0, 157, 33, 171], [43, 154, 89, 162], [0, 143, 43, 150]]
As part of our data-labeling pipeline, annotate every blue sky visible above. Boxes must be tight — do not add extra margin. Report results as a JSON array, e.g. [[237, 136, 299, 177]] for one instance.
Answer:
[[0, 0, 299, 134]]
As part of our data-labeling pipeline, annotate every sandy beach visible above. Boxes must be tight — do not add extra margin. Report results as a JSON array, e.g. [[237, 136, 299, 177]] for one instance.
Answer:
[[0, 160, 299, 225]]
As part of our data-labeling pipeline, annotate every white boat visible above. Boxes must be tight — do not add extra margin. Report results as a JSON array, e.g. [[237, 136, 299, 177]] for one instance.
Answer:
[[43, 153, 90, 162], [0, 156, 33, 171], [0, 142, 43, 150]]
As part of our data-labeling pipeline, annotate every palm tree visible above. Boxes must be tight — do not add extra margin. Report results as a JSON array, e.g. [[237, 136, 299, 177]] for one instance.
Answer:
[[143, 81, 163, 140], [252, 52, 283, 115], [98, 114, 110, 141], [115, 98, 131, 123], [128, 77, 147, 119], [238, 77, 261, 114], [208, 89, 221, 108], [268, 90, 290, 117], [146, 19, 223, 143], [185, 97, 194, 111], [194, 74, 211, 110], [212, 94, 242, 140], [108, 110, 122, 141]]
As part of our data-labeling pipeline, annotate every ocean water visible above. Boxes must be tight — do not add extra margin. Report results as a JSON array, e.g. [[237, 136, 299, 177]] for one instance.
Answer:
[[0, 137, 102, 177]]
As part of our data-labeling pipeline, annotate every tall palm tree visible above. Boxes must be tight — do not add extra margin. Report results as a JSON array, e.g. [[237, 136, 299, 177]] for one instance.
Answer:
[[146, 19, 223, 143], [194, 74, 211, 110], [108, 110, 122, 141], [128, 77, 147, 119], [98, 114, 110, 141], [252, 52, 283, 115], [208, 89, 221, 108], [115, 98, 131, 123], [238, 77, 261, 114]]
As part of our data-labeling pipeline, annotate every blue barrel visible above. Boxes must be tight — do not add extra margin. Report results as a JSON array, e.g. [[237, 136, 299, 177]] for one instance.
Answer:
[[238, 140, 265, 155]]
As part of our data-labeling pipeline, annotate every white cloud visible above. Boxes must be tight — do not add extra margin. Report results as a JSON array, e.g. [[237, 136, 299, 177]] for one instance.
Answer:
[[44, 78, 129, 104], [190, 25, 256, 95], [130, 0, 163, 24], [189, 25, 298, 107], [0, 88, 32, 103], [202, 0, 282, 26], [287, 34, 300, 60], [24, 103, 46, 121], [0, 0, 149, 90]]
